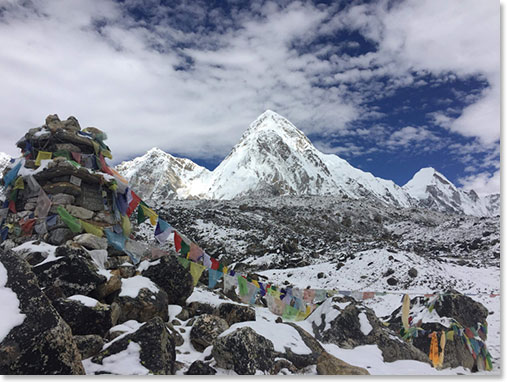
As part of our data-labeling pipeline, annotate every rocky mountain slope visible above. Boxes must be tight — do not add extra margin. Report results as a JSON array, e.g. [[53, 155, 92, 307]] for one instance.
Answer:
[[0, 152, 10, 175], [117, 111, 497, 217]]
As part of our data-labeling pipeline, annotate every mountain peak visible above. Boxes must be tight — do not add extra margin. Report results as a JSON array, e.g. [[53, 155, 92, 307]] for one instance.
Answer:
[[404, 167, 454, 195]]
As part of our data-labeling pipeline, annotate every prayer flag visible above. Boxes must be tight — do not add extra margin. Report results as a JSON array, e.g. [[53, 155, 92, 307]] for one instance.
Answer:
[[34, 188, 51, 219], [80, 220, 104, 237], [121, 215, 131, 237], [188, 243, 204, 262], [402, 294, 410, 330], [208, 269, 223, 289], [155, 218, 172, 243], [140, 204, 158, 226], [13, 176, 24, 190], [223, 274, 238, 293], [203, 253, 212, 269], [178, 256, 190, 269], [3, 161, 22, 188], [210, 258, 220, 270], [174, 231, 182, 252], [238, 276, 248, 296], [57, 206, 82, 233], [35, 151, 52, 166], [98, 153, 114, 175], [71, 152, 82, 164], [126, 190, 141, 217], [105, 228, 126, 252], [363, 291, 375, 300], [303, 289, 315, 303], [20, 218, 36, 235], [137, 204, 147, 224], [189, 262, 205, 286], [8, 200, 16, 214], [282, 304, 299, 321]]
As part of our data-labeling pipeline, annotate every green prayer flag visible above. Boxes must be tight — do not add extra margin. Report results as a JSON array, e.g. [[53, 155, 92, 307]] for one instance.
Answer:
[[53, 150, 71, 160], [446, 330, 454, 341], [137, 204, 147, 224], [57, 206, 82, 233], [282, 304, 299, 321], [237, 276, 248, 296], [178, 257, 190, 269], [180, 240, 190, 256]]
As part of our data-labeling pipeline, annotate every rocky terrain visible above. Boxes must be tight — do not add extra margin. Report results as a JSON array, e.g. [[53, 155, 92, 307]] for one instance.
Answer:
[[0, 114, 500, 375]]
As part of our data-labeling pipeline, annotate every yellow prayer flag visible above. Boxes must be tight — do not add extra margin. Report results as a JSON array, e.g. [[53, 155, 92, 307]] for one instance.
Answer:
[[92, 141, 100, 154], [13, 176, 24, 190], [222, 266, 228, 275], [140, 204, 158, 226], [121, 215, 132, 237], [189, 262, 205, 286], [438, 330, 446, 368], [252, 280, 260, 288], [35, 151, 52, 166], [401, 294, 410, 330], [80, 220, 104, 237], [101, 148, 113, 159]]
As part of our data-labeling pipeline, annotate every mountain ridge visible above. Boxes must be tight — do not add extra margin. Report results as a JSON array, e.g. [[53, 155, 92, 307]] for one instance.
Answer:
[[116, 111, 497, 216]]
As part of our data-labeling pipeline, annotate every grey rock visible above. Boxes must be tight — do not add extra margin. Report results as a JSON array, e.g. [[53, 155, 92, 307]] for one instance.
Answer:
[[189, 314, 229, 352], [56, 143, 81, 153], [215, 303, 256, 326], [0, 250, 85, 375], [73, 233, 108, 250], [408, 267, 418, 278], [141, 256, 193, 305], [43, 182, 81, 197], [65, 205, 94, 220], [94, 274, 122, 300], [316, 351, 369, 375], [47, 228, 74, 245], [211, 326, 275, 374], [74, 335, 104, 359], [115, 282, 169, 324], [51, 193, 76, 206], [90, 317, 176, 375]]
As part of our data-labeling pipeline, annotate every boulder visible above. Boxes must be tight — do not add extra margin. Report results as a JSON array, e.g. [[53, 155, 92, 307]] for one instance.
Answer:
[[94, 274, 122, 301], [141, 256, 193, 305], [65, 205, 94, 220], [316, 351, 369, 375], [32, 247, 106, 297], [310, 296, 428, 363], [211, 327, 276, 374], [52, 297, 120, 337], [47, 228, 74, 245], [189, 314, 229, 352], [74, 335, 104, 359], [115, 276, 169, 324], [89, 317, 176, 375], [433, 289, 488, 328], [185, 360, 217, 375], [215, 303, 256, 326], [0, 250, 85, 374], [73, 234, 108, 250], [187, 301, 215, 317]]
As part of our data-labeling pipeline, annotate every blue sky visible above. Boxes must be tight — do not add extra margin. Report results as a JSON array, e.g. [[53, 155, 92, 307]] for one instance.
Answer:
[[0, 0, 500, 195]]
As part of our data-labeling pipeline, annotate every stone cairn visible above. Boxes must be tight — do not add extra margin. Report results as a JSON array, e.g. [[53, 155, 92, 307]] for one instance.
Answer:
[[0, 114, 133, 252]]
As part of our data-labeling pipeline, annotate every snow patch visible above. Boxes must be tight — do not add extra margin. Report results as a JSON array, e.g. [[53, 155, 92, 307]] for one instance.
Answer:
[[358, 312, 373, 335], [119, 276, 159, 298], [83, 341, 149, 375], [0, 262, 26, 342], [68, 294, 99, 308]]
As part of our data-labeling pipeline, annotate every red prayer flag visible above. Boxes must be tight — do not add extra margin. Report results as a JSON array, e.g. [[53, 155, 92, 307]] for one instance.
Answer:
[[126, 190, 141, 217], [174, 231, 182, 253], [362, 291, 375, 300], [99, 154, 114, 175], [21, 218, 36, 235], [210, 258, 220, 270], [8, 200, 16, 214], [71, 152, 82, 164]]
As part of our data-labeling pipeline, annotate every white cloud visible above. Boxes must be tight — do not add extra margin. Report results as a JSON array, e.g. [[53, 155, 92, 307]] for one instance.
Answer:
[[458, 170, 500, 197], [0, 0, 499, 172], [385, 126, 441, 150]]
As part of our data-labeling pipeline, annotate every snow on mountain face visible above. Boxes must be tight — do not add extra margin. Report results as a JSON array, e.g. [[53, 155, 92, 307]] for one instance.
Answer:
[[403, 167, 491, 216], [205, 110, 412, 206], [116, 111, 495, 216], [115, 148, 210, 204], [0, 152, 11, 177]]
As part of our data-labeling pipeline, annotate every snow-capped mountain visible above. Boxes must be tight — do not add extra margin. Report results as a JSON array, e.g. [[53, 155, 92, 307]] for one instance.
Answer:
[[115, 148, 210, 202], [204, 110, 412, 206], [403, 167, 491, 216], [0, 152, 11, 177], [117, 110, 495, 216], [484, 193, 500, 216]]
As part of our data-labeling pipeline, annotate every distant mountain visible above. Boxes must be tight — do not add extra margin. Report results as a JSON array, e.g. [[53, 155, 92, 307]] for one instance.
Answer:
[[0, 152, 11, 177], [484, 193, 500, 216], [115, 148, 210, 202], [403, 167, 491, 216], [117, 110, 496, 217]]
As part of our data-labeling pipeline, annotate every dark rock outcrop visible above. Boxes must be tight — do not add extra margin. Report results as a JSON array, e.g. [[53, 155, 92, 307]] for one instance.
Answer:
[[73, 335, 104, 360], [211, 327, 275, 374], [185, 360, 217, 375], [52, 298, 120, 337], [0, 250, 85, 374], [89, 317, 175, 375], [141, 256, 193, 305], [189, 314, 229, 352], [32, 246, 106, 297]]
